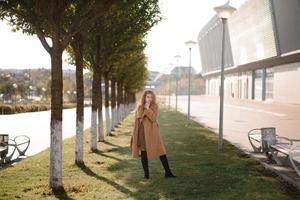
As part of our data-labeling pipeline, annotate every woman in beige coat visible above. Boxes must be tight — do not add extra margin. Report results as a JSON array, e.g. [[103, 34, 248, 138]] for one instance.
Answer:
[[130, 90, 176, 179]]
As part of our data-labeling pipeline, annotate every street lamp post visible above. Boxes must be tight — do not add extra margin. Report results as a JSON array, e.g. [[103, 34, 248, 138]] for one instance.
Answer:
[[214, 1, 236, 150], [12, 83, 18, 103], [174, 55, 181, 112], [185, 40, 197, 126], [175, 75, 178, 112], [73, 91, 77, 102], [168, 76, 171, 109], [168, 63, 173, 109], [29, 85, 33, 100], [42, 87, 46, 101]]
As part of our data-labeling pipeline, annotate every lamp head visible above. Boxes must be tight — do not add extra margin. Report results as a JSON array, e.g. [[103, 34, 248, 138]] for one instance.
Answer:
[[185, 40, 197, 49], [214, 1, 236, 19]]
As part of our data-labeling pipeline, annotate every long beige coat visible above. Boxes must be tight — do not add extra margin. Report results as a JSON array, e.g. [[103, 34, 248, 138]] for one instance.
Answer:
[[130, 103, 166, 159]]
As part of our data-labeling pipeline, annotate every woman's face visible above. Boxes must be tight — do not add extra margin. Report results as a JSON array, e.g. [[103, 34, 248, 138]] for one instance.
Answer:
[[145, 93, 153, 104]]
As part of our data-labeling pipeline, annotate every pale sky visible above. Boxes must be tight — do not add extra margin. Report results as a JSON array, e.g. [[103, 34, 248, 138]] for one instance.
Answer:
[[0, 0, 244, 73]]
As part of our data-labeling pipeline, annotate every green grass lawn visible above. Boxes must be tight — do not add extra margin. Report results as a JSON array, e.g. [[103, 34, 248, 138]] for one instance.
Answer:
[[0, 107, 299, 200]]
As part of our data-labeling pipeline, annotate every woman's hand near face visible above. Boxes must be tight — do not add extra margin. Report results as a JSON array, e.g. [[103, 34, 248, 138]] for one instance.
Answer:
[[144, 102, 150, 110]]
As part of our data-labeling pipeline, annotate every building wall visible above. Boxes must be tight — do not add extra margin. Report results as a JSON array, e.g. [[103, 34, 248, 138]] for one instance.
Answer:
[[228, 0, 278, 66], [200, 0, 300, 104], [273, 62, 300, 103], [205, 62, 300, 104], [207, 71, 253, 100], [198, 16, 234, 74], [272, 0, 300, 54]]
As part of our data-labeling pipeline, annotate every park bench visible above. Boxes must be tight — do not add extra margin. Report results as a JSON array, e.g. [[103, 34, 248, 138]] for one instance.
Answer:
[[248, 127, 300, 177], [0, 134, 30, 165], [269, 141, 300, 177], [248, 127, 277, 153]]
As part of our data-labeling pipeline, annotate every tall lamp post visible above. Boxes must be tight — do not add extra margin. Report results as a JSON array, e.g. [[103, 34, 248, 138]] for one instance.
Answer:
[[174, 55, 181, 112], [168, 63, 173, 109], [42, 87, 46, 101], [12, 83, 18, 103], [214, 1, 236, 150], [185, 40, 197, 126], [29, 85, 33, 100]]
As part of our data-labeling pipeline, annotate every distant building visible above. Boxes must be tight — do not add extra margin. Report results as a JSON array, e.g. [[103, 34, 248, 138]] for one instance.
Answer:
[[170, 66, 196, 79], [198, 0, 300, 104], [148, 71, 160, 82], [146, 70, 160, 89]]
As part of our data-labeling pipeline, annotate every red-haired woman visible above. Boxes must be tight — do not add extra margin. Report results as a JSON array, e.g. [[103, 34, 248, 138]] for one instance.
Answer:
[[130, 90, 176, 179]]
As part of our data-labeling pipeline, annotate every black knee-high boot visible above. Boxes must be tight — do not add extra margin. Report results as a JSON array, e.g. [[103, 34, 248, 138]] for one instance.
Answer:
[[159, 154, 176, 178], [141, 151, 149, 179]]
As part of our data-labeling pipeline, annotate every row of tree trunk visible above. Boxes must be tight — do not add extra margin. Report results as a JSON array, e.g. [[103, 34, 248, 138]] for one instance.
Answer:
[[77, 69, 137, 156]]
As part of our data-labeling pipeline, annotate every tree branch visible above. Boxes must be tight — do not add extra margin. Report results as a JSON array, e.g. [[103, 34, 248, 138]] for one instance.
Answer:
[[35, 25, 52, 54], [62, 0, 114, 50], [17, 1, 52, 54]]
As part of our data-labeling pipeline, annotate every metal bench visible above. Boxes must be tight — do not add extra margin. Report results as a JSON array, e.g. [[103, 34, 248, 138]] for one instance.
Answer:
[[0, 134, 16, 164], [248, 128, 300, 177], [0, 134, 30, 165], [14, 135, 30, 156], [269, 140, 300, 177], [248, 127, 277, 153]]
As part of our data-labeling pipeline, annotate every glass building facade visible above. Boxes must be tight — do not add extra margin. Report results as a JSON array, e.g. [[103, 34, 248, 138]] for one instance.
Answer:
[[198, 0, 300, 104]]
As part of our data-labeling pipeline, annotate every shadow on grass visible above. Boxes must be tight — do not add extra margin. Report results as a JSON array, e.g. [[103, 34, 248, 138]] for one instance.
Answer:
[[52, 187, 75, 200], [79, 165, 135, 197], [92, 149, 122, 162], [0, 157, 26, 171], [101, 140, 123, 148]]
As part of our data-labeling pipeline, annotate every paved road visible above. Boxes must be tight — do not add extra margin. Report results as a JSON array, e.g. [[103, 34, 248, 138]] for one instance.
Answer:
[[0, 106, 111, 156], [162, 95, 300, 151]]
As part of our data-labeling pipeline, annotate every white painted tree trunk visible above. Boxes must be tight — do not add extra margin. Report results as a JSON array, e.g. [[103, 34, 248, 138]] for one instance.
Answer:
[[125, 104, 129, 116], [115, 107, 119, 126], [114, 107, 117, 127], [123, 104, 126, 118], [123, 104, 127, 119], [111, 107, 117, 130], [105, 106, 111, 135], [116, 106, 119, 124], [49, 121, 62, 188], [120, 104, 124, 121], [117, 106, 121, 124], [98, 109, 104, 142], [90, 110, 97, 151], [75, 120, 84, 163], [110, 107, 114, 131]]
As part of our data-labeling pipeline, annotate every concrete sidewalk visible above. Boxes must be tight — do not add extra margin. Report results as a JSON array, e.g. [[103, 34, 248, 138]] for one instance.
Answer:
[[163, 95, 300, 152]]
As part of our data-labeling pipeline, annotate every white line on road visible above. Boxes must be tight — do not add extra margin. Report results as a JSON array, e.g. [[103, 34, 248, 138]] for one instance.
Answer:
[[225, 105, 286, 117]]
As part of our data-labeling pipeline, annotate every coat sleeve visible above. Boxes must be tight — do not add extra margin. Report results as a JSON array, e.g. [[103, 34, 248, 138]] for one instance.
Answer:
[[143, 105, 158, 122], [136, 105, 144, 119]]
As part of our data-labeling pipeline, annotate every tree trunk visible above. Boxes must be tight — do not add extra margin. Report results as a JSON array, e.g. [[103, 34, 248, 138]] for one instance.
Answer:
[[128, 92, 134, 111], [117, 81, 123, 124], [90, 68, 99, 152], [104, 73, 111, 136], [73, 34, 84, 166], [97, 72, 104, 142], [121, 86, 126, 120], [132, 93, 136, 110], [49, 40, 63, 189], [124, 89, 128, 118], [110, 78, 116, 131]]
